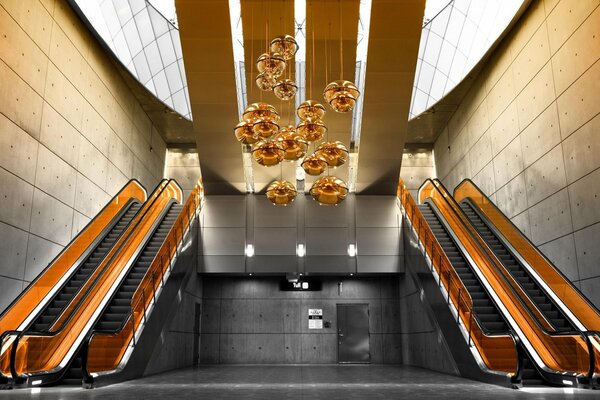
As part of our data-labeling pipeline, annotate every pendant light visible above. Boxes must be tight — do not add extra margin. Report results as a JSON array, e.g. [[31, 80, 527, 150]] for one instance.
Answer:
[[234, 121, 259, 145], [252, 140, 285, 166], [275, 126, 308, 161], [301, 153, 328, 176], [243, 103, 279, 124], [315, 141, 348, 167], [266, 180, 297, 205], [273, 79, 298, 100], [270, 34, 298, 60], [310, 176, 348, 205]]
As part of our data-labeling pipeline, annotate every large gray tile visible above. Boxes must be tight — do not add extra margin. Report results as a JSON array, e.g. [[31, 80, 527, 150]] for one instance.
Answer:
[[574, 222, 600, 281], [568, 167, 600, 230]]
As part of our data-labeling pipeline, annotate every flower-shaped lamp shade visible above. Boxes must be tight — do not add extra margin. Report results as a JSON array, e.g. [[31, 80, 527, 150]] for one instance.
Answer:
[[243, 103, 279, 123], [234, 121, 259, 145], [296, 119, 327, 143], [315, 141, 348, 167], [301, 153, 328, 176], [275, 126, 308, 161], [270, 35, 298, 60], [256, 52, 286, 77], [266, 180, 297, 205], [273, 79, 298, 101], [297, 100, 326, 121], [252, 118, 280, 139], [310, 176, 348, 205], [252, 140, 284, 166], [323, 80, 360, 113], [256, 72, 277, 91]]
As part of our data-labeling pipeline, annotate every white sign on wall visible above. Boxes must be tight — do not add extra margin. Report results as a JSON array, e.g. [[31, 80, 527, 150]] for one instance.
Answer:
[[308, 308, 323, 329]]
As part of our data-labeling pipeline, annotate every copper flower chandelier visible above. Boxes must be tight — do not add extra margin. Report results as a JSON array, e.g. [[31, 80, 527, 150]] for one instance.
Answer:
[[233, 1, 357, 206]]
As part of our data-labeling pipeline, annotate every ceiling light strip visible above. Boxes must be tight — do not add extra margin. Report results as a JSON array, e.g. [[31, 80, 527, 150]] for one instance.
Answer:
[[295, 0, 307, 185], [348, 0, 372, 193], [228, 0, 254, 193], [294, 0, 306, 118]]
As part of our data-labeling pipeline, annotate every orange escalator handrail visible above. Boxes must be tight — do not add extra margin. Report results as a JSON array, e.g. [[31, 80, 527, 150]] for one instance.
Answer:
[[85, 179, 204, 375], [398, 179, 518, 374], [454, 179, 600, 332], [421, 179, 594, 378], [0, 180, 146, 375], [7, 181, 182, 378]]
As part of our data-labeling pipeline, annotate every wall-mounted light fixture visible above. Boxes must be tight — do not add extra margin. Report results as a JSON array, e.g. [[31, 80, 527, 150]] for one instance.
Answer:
[[347, 244, 357, 257], [297, 243, 306, 257], [245, 244, 255, 257]]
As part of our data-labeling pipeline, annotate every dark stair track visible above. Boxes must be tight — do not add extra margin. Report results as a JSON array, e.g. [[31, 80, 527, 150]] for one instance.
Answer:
[[30, 202, 142, 333], [459, 201, 574, 333], [418, 203, 508, 333], [60, 203, 183, 385]]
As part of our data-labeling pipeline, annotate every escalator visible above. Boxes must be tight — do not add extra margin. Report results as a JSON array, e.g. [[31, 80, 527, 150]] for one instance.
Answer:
[[459, 201, 573, 333], [30, 202, 142, 333], [3, 179, 182, 387], [60, 203, 183, 385], [418, 202, 544, 385], [0, 180, 147, 384]]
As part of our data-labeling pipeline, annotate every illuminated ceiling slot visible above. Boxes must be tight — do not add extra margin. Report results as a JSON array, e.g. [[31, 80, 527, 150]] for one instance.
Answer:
[[228, 0, 254, 193], [348, 0, 372, 193]]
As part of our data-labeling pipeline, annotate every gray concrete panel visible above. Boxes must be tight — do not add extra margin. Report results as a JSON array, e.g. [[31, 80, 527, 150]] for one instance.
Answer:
[[520, 102, 561, 168], [0, 113, 38, 184], [74, 172, 109, 218], [30, 188, 73, 246], [0, 276, 25, 312], [580, 276, 600, 309], [527, 188, 573, 245], [0, 221, 28, 280], [574, 222, 600, 281], [538, 234, 580, 282], [468, 130, 492, 176], [492, 136, 523, 189], [495, 172, 528, 218], [0, 168, 34, 231], [568, 167, 600, 231], [40, 102, 81, 167], [471, 160, 496, 197], [35, 145, 77, 206], [511, 211, 532, 239], [562, 113, 600, 184], [78, 136, 109, 192], [524, 144, 567, 206]]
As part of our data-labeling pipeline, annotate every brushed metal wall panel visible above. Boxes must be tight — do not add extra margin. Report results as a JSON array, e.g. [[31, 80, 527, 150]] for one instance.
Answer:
[[356, 228, 401, 256], [200, 227, 245, 256], [355, 196, 400, 228], [202, 196, 246, 227], [304, 197, 349, 227], [254, 228, 296, 255], [357, 256, 403, 274], [254, 199, 296, 227], [247, 256, 297, 274], [305, 228, 348, 255], [198, 256, 245, 274]]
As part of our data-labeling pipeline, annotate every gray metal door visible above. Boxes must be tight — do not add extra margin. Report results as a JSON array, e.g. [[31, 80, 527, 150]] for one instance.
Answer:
[[337, 304, 370, 363]]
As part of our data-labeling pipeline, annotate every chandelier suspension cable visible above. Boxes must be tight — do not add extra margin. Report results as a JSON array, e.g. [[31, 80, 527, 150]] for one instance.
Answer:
[[310, 4, 314, 100], [325, 22, 329, 88], [339, 0, 343, 79], [250, 7, 254, 97]]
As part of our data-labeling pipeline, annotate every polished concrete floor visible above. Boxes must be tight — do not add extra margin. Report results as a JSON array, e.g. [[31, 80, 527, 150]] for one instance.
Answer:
[[0, 365, 598, 399]]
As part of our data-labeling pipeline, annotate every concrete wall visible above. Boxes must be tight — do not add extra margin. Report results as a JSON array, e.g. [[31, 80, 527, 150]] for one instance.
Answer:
[[433, 0, 600, 305], [0, 0, 166, 310], [164, 147, 202, 200], [399, 147, 436, 199], [199, 277, 402, 364]]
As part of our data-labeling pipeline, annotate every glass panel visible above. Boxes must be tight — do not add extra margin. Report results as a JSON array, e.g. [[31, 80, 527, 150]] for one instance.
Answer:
[[134, 9, 154, 48], [122, 19, 143, 57], [417, 61, 436, 93], [152, 70, 170, 101], [436, 43, 455, 77], [99, 0, 121, 39], [164, 61, 183, 92], [423, 32, 444, 67], [113, 31, 132, 66], [111, 0, 133, 25], [144, 42, 163, 77], [172, 89, 188, 116], [157, 33, 176, 67], [133, 52, 152, 84], [149, 5, 170, 37]]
